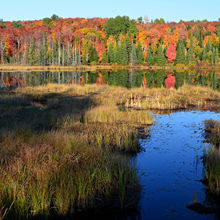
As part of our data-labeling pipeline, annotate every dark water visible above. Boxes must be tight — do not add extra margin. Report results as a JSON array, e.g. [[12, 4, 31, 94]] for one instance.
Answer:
[[136, 111, 220, 220], [0, 70, 220, 90]]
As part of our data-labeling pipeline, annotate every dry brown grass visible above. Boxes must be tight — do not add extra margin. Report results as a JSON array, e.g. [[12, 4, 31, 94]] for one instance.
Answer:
[[117, 85, 220, 110]]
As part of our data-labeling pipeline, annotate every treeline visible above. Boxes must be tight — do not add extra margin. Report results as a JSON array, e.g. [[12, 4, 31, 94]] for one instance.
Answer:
[[0, 15, 220, 66]]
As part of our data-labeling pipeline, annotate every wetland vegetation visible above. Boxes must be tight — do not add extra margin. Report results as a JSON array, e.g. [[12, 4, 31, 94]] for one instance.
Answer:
[[0, 69, 220, 219], [203, 120, 220, 195]]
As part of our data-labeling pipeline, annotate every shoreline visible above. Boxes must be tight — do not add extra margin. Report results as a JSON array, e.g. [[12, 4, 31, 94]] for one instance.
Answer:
[[0, 64, 220, 72]]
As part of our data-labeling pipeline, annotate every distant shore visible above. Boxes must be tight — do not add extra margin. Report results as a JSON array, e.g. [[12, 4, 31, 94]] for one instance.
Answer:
[[0, 64, 220, 72]]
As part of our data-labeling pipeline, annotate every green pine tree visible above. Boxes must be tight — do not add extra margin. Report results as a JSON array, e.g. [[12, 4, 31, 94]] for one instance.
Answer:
[[52, 41, 58, 65], [193, 25, 200, 40], [82, 51, 88, 65], [107, 43, 114, 63], [199, 31, 204, 48], [115, 43, 121, 64], [130, 43, 137, 65], [202, 48, 207, 62], [187, 38, 194, 63], [211, 48, 215, 64], [89, 45, 98, 63], [214, 48, 218, 64], [136, 42, 144, 65], [175, 40, 185, 64], [28, 38, 36, 65], [156, 45, 166, 66], [125, 36, 132, 62], [121, 42, 129, 65], [101, 49, 108, 63], [205, 41, 212, 52], [145, 46, 154, 65]]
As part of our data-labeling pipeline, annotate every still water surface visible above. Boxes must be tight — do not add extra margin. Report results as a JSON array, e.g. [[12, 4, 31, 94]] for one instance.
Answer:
[[136, 111, 220, 220], [0, 70, 219, 90]]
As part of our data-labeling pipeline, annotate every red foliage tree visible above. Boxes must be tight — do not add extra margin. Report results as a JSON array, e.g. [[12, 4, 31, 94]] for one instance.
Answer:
[[165, 44, 176, 63], [96, 72, 103, 85], [165, 73, 176, 89]]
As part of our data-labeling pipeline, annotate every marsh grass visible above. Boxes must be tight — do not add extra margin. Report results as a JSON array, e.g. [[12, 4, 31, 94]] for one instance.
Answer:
[[0, 84, 145, 219], [203, 120, 220, 195], [0, 130, 139, 219], [1, 83, 220, 219], [119, 85, 220, 110]]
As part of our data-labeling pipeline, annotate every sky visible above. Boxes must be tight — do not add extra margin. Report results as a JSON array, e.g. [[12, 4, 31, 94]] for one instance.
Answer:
[[0, 0, 219, 22]]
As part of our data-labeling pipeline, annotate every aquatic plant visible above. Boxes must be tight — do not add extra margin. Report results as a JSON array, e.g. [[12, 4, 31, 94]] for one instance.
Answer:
[[203, 120, 220, 195]]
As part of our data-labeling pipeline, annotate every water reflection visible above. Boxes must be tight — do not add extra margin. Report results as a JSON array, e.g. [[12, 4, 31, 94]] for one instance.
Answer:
[[137, 111, 220, 219], [0, 70, 219, 90]]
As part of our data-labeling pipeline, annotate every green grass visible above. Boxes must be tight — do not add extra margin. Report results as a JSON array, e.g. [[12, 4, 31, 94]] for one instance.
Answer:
[[203, 120, 220, 195], [0, 130, 140, 219]]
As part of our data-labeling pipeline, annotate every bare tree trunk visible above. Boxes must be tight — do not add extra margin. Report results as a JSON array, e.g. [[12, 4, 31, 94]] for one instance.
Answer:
[[62, 45, 65, 65], [58, 40, 61, 66], [0, 40, 5, 64]]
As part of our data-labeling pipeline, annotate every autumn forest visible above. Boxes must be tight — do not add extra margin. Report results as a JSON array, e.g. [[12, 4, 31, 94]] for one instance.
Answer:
[[0, 15, 220, 67]]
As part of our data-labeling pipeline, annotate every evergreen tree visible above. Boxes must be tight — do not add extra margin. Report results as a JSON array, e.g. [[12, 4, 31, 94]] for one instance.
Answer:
[[52, 41, 58, 65], [130, 43, 137, 65], [28, 38, 36, 65], [199, 31, 204, 48], [205, 41, 212, 52], [121, 42, 129, 65], [214, 48, 218, 64], [187, 37, 194, 63], [107, 43, 114, 63], [136, 42, 144, 65], [156, 45, 166, 66], [211, 48, 215, 64], [202, 48, 207, 62], [115, 43, 121, 64], [113, 45, 118, 63], [82, 51, 88, 65], [89, 45, 98, 63], [145, 46, 154, 64], [175, 40, 185, 64], [101, 49, 108, 63], [193, 25, 200, 40], [125, 36, 132, 61]]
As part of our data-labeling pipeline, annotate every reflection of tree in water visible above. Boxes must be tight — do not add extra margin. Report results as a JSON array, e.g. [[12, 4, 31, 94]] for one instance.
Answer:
[[209, 73, 218, 90], [108, 70, 130, 88], [132, 71, 143, 88], [198, 74, 207, 87], [145, 71, 154, 88], [186, 72, 193, 85], [88, 71, 99, 84], [165, 73, 176, 89], [174, 72, 185, 89], [0, 71, 219, 90], [0, 72, 26, 87], [155, 70, 166, 88]]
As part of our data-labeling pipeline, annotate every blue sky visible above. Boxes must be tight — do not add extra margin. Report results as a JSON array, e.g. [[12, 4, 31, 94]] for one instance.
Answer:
[[1, 0, 219, 22]]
